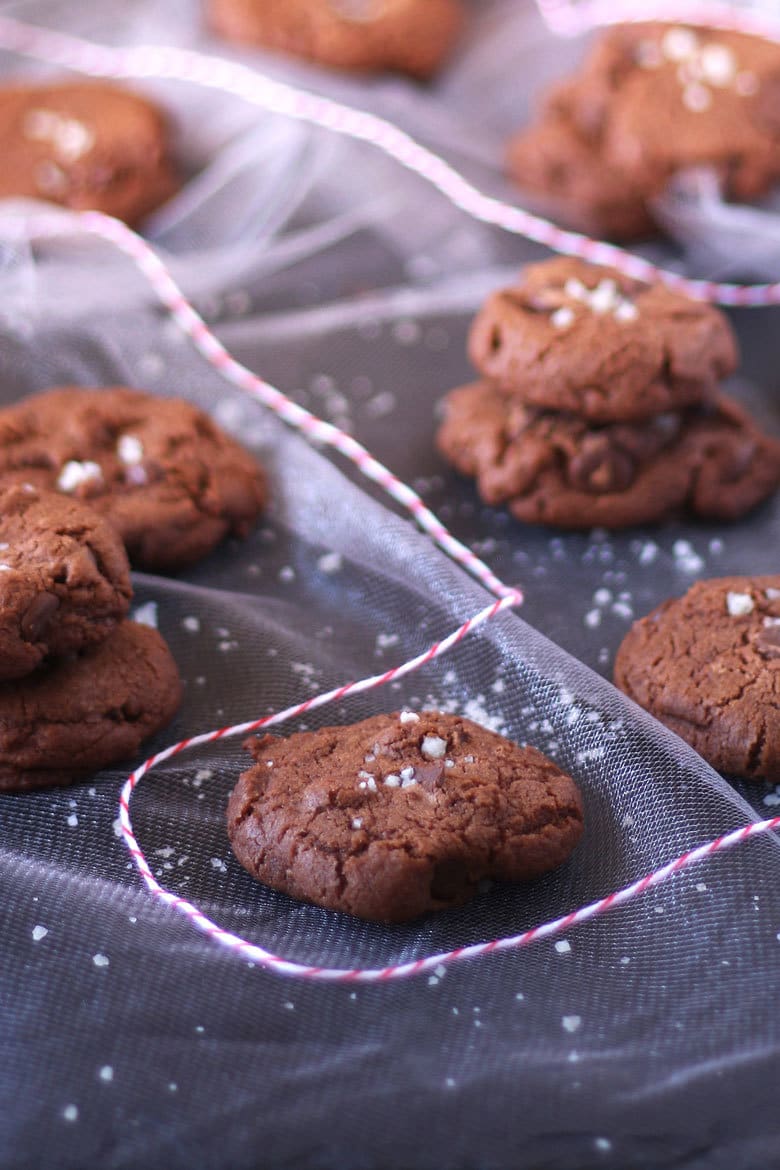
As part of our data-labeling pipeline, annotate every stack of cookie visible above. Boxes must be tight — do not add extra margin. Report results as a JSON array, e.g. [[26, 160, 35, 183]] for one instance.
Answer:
[[506, 22, 780, 241], [0, 383, 269, 791], [436, 257, 780, 530], [0, 483, 181, 792]]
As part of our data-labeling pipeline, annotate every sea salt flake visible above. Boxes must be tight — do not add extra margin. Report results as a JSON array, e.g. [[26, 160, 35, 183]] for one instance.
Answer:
[[662, 26, 698, 61], [421, 735, 447, 760], [399, 710, 419, 724], [614, 301, 638, 322], [92, 953, 109, 968], [99, 1066, 114, 1083], [182, 616, 200, 633], [351, 818, 363, 830], [62, 1105, 79, 1123], [765, 588, 780, 601], [57, 460, 103, 493], [562, 1015, 582, 1033], [210, 857, 228, 873], [682, 82, 712, 112], [551, 306, 574, 329], [400, 767, 415, 782], [555, 940, 571, 955], [132, 601, 158, 628], [32, 925, 48, 941], [384, 773, 401, 788], [317, 551, 342, 574], [117, 434, 143, 464], [67, 813, 78, 827], [700, 43, 735, 86], [726, 591, 754, 617]]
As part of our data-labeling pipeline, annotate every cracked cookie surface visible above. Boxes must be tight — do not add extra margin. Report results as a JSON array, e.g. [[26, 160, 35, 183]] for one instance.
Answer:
[[0, 484, 131, 681], [614, 576, 780, 782], [436, 382, 780, 529], [0, 620, 182, 791], [507, 23, 780, 240], [228, 710, 584, 922], [207, 0, 464, 79], [0, 387, 267, 572], [468, 258, 737, 423], [0, 81, 179, 226]]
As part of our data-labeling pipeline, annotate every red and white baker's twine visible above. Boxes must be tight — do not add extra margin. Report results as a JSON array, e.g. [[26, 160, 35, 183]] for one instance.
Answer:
[[3, 8, 780, 979], [3, 11, 780, 305]]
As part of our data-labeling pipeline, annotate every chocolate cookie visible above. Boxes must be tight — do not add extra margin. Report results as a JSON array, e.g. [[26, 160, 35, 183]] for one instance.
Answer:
[[614, 577, 780, 782], [0, 620, 182, 791], [207, 0, 464, 79], [468, 258, 738, 422], [436, 382, 780, 529], [0, 387, 267, 572], [508, 23, 780, 240], [0, 484, 131, 682], [227, 711, 584, 922], [0, 81, 180, 226]]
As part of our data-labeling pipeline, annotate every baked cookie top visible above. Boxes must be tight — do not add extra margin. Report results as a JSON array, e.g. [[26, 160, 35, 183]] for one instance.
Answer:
[[0, 387, 267, 573], [228, 710, 584, 922], [0, 620, 182, 791], [468, 259, 738, 422], [0, 484, 131, 681], [614, 576, 780, 782], [507, 23, 780, 239], [207, 0, 464, 79], [0, 81, 180, 225], [436, 382, 780, 529]]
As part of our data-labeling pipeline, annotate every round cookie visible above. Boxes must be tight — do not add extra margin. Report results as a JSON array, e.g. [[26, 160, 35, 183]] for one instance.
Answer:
[[0, 387, 268, 572], [435, 382, 780, 530], [0, 484, 131, 682], [468, 258, 738, 423], [614, 577, 780, 782], [0, 620, 182, 791], [508, 23, 780, 240], [206, 0, 464, 80], [0, 81, 180, 226], [227, 710, 584, 922]]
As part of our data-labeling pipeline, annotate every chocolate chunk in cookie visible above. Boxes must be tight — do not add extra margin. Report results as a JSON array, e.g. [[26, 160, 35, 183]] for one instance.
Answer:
[[207, 0, 464, 79], [0, 81, 180, 226], [0, 484, 131, 681], [508, 23, 780, 240], [436, 382, 780, 529], [614, 577, 780, 782], [0, 387, 267, 572], [228, 711, 584, 922], [0, 620, 182, 791], [469, 258, 737, 422]]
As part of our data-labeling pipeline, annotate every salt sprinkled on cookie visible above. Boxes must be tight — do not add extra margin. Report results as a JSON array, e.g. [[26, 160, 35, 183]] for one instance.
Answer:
[[726, 591, 754, 616], [421, 734, 448, 760], [117, 434, 144, 465], [57, 460, 103, 493], [399, 710, 420, 724]]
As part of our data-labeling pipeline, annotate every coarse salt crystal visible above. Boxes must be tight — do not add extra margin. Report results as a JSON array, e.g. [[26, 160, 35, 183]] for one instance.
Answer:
[[700, 43, 735, 86], [421, 735, 447, 760], [384, 774, 401, 788], [682, 82, 712, 112], [117, 434, 144, 464], [92, 953, 109, 968], [400, 767, 415, 782], [57, 460, 103, 493], [351, 818, 363, 830], [662, 26, 698, 61], [551, 306, 574, 329], [32, 925, 48, 941], [562, 1015, 582, 1033], [765, 588, 780, 601], [399, 710, 419, 724], [726, 591, 754, 617]]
